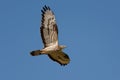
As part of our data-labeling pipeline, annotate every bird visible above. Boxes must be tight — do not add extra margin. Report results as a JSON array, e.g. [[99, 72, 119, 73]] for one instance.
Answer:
[[30, 5, 70, 66]]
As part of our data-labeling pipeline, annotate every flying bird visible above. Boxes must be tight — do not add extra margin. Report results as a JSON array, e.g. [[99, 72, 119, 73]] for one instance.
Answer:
[[30, 5, 70, 66]]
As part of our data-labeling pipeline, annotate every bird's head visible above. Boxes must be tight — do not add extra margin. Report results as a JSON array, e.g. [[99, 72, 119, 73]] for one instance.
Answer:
[[59, 45, 66, 50]]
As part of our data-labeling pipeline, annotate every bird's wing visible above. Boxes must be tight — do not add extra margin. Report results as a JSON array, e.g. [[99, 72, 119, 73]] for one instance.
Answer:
[[41, 5, 58, 48], [48, 51, 70, 65]]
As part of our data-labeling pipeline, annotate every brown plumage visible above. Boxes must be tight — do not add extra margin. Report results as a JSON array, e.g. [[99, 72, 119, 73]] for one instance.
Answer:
[[30, 5, 70, 66]]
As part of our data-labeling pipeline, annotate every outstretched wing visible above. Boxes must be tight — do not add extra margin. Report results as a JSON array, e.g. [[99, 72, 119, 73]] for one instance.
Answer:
[[41, 5, 58, 48], [48, 51, 70, 65]]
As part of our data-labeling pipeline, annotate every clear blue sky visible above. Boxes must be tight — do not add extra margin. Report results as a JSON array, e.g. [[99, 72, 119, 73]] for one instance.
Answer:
[[0, 0, 120, 80]]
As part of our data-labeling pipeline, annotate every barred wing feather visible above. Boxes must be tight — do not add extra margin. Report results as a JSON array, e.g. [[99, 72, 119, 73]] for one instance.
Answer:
[[41, 6, 58, 47]]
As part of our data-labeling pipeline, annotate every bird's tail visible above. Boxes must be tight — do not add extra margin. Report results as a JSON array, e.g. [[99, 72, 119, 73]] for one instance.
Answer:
[[30, 50, 43, 56]]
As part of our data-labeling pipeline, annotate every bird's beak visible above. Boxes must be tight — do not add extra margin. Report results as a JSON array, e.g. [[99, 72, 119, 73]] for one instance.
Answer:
[[62, 45, 66, 48]]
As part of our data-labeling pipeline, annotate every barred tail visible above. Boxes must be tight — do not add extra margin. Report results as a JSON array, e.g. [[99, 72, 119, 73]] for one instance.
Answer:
[[30, 50, 42, 56]]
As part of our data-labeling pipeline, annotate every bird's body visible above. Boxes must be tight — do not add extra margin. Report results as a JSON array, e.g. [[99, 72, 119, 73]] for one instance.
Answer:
[[30, 5, 70, 66]]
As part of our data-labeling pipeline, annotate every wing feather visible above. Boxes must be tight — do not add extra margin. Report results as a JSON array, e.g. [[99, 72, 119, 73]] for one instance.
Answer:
[[41, 6, 58, 47], [48, 51, 70, 65]]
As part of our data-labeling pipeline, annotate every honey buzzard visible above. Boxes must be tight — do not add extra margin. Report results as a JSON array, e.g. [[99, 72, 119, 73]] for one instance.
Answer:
[[30, 5, 70, 66]]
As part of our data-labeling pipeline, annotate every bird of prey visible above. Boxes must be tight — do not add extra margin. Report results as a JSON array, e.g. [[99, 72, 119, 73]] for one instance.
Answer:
[[30, 5, 70, 66]]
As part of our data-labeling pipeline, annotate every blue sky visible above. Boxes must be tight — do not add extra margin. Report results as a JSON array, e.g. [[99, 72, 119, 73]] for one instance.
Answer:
[[0, 0, 120, 80]]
